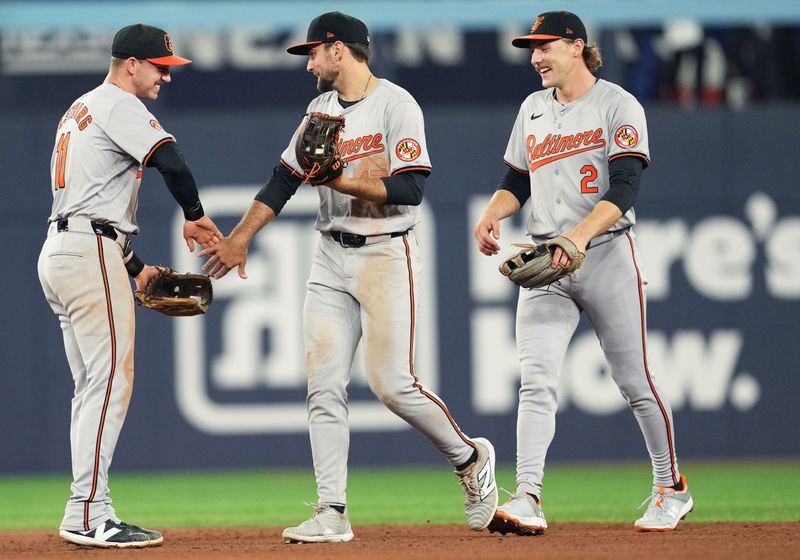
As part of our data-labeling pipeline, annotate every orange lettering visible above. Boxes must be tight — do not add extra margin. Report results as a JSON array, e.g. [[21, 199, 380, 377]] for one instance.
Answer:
[[526, 127, 606, 171], [336, 133, 386, 160], [54, 132, 71, 190]]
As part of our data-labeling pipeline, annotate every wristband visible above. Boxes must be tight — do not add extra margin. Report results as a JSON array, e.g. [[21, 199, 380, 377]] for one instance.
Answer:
[[125, 252, 145, 278], [183, 201, 204, 222]]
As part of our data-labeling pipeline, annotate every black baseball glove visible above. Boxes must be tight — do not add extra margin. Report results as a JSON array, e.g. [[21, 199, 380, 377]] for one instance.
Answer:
[[133, 267, 213, 317], [499, 236, 585, 289], [295, 112, 346, 185]]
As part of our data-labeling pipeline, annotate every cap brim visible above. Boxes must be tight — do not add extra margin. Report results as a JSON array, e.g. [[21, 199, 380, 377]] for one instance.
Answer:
[[147, 54, 192, 66], [511, 34, 562, 48], [286, 41, 324, 55]]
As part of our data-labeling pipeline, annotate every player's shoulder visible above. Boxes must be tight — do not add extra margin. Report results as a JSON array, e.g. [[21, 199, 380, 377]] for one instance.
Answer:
[[375, 78, 418, 104], [306, 90, 340, 113], [594, 79, 643, 106], [84, 83, 135, 104], [85, 83, 148, 118]]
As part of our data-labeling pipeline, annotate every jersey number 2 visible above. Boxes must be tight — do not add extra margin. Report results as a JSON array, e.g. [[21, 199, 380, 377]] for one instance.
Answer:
[[54, 132, 71, 190], [580, 164, 598, 194]]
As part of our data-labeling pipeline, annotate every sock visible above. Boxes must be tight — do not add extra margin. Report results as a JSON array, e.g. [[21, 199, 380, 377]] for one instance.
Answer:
[[455, 449, 479, 472], [672, 479, 685, 491], [329, 504, 345, 514]]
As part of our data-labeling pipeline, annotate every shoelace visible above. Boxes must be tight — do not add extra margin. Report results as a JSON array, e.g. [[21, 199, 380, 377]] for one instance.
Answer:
[[500, 487, 540, 508], [500, 487, 515, 500], [303, 502, 338, 517], [638, 490, 671, 512], [458, 468, 480, 499]]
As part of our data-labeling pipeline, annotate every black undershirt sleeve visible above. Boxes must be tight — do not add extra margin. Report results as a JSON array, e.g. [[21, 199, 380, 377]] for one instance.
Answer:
[[603, 156, 644, 215], [254, 163, 303, 215], [146, 141, 204, 221], [382, 172, 426, 206], [496, 165, 531, 206]]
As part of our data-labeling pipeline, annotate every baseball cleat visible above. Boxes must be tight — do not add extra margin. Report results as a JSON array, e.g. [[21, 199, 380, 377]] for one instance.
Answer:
[[634, 474, 694, 532], [488, 490, 547, 536], [456, 437, 498, 531], [282, 503, 354, 544], [59, 519, 163, 548]]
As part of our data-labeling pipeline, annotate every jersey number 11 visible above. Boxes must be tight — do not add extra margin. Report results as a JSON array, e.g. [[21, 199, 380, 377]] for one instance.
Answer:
[[54, 132, 71, 191]]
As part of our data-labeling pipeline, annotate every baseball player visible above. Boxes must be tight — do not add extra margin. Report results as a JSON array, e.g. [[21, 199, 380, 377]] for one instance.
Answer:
[[38, 24, 222, 548], [473, 11, 693, 534], [201, 11, 498, 543]]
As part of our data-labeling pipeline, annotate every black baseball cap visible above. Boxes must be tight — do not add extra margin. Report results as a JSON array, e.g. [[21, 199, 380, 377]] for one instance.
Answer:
[[512, 11, 587, 48], [287, 11, 369, 55], [112, 23, 191, 66]]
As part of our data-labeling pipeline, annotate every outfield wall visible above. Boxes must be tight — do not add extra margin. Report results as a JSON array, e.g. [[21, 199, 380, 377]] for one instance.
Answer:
[[2, 100, 799, 473]]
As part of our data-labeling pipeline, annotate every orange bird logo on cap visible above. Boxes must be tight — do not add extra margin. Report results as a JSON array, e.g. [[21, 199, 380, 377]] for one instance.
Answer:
[[326, 31, 335, 38], [530, 16, 544, 33], [164, 34, 173, 53]]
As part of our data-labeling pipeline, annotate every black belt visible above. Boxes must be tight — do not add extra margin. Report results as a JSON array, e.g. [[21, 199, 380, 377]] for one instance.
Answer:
[[329, 230, 407, 248], [586, 226, 631, 249], [56, 218, 118, 241]]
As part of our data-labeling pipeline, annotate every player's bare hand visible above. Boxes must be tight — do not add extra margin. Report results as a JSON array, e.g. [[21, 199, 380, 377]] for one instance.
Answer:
[[550, 236, 586, 269], [184, 216, 223, 253], [473, 212, 502, 255], [133, 264, 159, 292], [200, 234, 249, 279]]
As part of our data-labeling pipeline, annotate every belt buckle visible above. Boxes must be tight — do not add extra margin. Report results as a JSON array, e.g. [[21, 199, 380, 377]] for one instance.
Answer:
[[340, 233, 365, 248]]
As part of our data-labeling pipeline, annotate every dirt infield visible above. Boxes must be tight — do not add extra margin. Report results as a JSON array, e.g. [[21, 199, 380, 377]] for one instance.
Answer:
[[2, 523, 798, 559]]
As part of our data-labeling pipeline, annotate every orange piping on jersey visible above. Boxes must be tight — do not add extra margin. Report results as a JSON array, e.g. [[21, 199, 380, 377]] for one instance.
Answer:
[[391, 166, 431, 176], [609, 152, 649, 163], [401, 235, 475, 450], [84, 235, 118, 530], [280, 159, 305, 179], [504, 160, 528, 174], [528, 142, 606, 173], [341, 149, 386, 164], [142, 137, 175, 166], [625, 231, 679, 486]]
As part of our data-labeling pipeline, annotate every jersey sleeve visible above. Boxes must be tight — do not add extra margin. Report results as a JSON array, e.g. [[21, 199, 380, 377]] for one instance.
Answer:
[[104, 96, 175, 164], [608, 97, 650, 166], [385, 101, 432, 176], [502, 104, 529, 173]]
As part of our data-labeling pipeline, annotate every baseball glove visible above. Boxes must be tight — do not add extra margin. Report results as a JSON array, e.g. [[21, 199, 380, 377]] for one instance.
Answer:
[[295, 112, 346, 185], [499, 236, 585, 289], [133, 267, 213, 317]]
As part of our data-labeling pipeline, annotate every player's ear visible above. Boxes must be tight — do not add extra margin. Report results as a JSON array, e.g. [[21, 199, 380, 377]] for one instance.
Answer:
[[125, 56, 138, 75], [332, 41, 345, 61]]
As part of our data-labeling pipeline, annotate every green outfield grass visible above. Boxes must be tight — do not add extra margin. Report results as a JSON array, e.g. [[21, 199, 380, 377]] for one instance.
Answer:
[[1, 460, 798, 530]]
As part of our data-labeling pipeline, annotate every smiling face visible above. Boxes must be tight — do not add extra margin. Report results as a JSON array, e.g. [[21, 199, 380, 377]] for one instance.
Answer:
[[306, 43, 341, 93], [131, 58, 171, 100], [529, 38, 582, 90]]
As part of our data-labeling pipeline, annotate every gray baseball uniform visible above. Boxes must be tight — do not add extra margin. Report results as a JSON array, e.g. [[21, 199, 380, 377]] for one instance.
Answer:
[[281, 78, 477, 506], [38, 83, 173, 532], [503, 79, 682, 496]]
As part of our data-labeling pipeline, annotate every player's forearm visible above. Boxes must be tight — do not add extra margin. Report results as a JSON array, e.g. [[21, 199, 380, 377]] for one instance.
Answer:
[[483, 189, 522, 221], [230, 200, 276, 244], [327, 176, 388, 203], [568, 200, 623, 248]]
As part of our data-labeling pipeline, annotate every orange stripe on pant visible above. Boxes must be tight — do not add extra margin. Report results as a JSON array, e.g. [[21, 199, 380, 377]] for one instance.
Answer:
[[84, 235, 118, 530], [624, 232, 678, 486], [401, 235, 475, 451]]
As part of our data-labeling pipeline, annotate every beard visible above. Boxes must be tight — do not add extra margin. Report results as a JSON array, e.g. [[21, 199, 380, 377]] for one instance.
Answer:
[[316, 70, 337, 93]]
